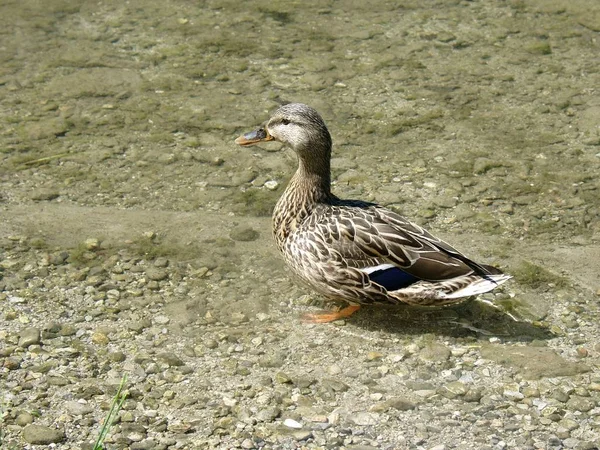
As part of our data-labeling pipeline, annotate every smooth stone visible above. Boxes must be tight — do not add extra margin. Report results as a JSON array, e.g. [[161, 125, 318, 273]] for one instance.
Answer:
[[241, 438, 256, 449], [432, 195, 458, 208], [256, 406, 281, 422], [154, 257, 169, 268], [18, 327, 41, 348], [283, 418, 302, 429], [480, 344, 590, 379], [321, 378, 350, 392], [157, 352, 184, 367], [566, 396, 596, 412], [64, 400, 94, 416], [22, 424, 65, 444], [349, 411, 379, 426], [153, 315, 170, 325], [145, 268, 168, 281], [15, 412, 35, 426], [30, 188, 60, 201], [371, 397, 416, 412], [291, 430, 312, 441], [439, 381, 468, 399], [91, 332, 109, 345], [264, 180, 279, 191], [229, 226, 259, 242], [419, 343, 451, 362], [473, 157, 502, 174], [130, 439, 157, 450]]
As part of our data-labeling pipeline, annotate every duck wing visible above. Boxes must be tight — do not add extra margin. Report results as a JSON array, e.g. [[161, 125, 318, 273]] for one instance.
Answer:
[[307, 202, 499, 283]]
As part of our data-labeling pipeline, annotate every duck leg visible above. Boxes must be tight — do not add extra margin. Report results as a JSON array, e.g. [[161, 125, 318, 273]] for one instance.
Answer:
[[302, 305, 361, 323]]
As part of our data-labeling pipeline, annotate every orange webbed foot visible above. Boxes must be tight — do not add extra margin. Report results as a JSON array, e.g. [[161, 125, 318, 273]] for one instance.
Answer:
[[302, 305, 361, 323]]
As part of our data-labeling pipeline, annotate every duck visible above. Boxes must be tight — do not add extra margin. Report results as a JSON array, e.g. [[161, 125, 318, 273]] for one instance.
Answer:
[[235, 103, 511, 323]]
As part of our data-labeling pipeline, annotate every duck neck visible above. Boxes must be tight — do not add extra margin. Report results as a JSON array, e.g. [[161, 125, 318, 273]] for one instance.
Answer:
[[272, 144, 333, 247]]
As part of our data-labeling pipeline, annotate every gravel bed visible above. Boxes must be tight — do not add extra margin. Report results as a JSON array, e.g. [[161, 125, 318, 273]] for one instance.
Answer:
[[1, 0, 600, 449]]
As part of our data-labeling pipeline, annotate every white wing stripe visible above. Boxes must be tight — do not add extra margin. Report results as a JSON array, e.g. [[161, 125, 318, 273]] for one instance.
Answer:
[[360, 263, 396, 274]]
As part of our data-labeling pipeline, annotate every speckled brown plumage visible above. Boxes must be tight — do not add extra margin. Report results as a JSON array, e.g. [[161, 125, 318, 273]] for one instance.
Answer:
[[236, 103, 510, 321]]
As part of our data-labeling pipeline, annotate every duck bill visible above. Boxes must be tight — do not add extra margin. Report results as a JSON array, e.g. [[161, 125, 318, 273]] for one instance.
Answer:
[[235, 127, 274, 146]]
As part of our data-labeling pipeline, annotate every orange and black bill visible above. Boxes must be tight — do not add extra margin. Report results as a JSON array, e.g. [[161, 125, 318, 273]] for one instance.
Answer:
[[235, 127, 274, 146]]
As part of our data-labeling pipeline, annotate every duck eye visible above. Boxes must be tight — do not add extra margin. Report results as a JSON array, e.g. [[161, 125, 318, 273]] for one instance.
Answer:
[[281, 119, 290, 125]]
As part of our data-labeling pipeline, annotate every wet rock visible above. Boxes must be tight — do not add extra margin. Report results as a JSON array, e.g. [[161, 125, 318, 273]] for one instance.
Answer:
[[23, 118, 68, 140], [349, 411, 379, 426], [154, 257, 169, 268], [157, 352, 184, 367], [473, 158, 503, 174], [30, 188, 60, 201], [128, 319, 152, 333], [4, 356, 22, 370], [145, 268, 168, 281], [264, 180, 279, 190], [45, 68, 142, 98], [153, 315, 170, 325], [566, 396, 596, 412], [91, 331, 109, 345], [419, 343, 451, 362], [22, 424, 65, 445], [48, 251, 69, 265], [240, 438, 256, 449], [131, 439, 158, 450], [321, 378, 350, 393], [18, 327, 41, 348], [64, 400, 94, 416], [256, 406, 281, 422], [229, 226, 259, 242], [15, 412, 35, 426], [480, 344, 590, 379], [439, 381, 468, 399], [371, 397, 416, 412], [258, 354, 285, 368], [432, 195, 458, 209], [273, 372, 292, 384], [463, 388, 483, 403], [551, 389, 570, 403], [290, 430, 312, 441], [283, 418, 302, 429]]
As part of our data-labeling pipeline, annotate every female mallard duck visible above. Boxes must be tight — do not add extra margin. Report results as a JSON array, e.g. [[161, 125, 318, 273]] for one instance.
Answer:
[[236, 103, 510, 322]]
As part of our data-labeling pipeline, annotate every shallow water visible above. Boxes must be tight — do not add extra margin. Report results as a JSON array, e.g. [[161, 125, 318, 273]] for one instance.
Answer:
[[2, 0, 599, 310], [1, 0, 600, 448]]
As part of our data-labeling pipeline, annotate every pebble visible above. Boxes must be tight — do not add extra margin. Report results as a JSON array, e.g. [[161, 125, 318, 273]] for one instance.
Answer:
[[290, 430, 312, 441], [91, 331, 109, 345], [283, 418, 302, 429], [30, 188, 60, 201], [154, 257, 169, 268], [264, 180, 279, 190], [145, 268, 168, 281], [131, 439, 158, 450], [241, 438, 256, 449], [64, 400, 94, 416], [321, 378, 350, 392], [371, 397, 416, 412], [154, 315, 170, 325], [22, 424, 65, 444], [83, 238, 100, 250], [157, 352, 184, 367], [349, 411, 379, 426], [256, 406, 281, 422], [18, 327, 41, 347], [15, 412, 35, 426], [566, 396, 596, 412], [439, 381, 468, 399], [419, 343, 451, 362], [229, 226, 260, 242]]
